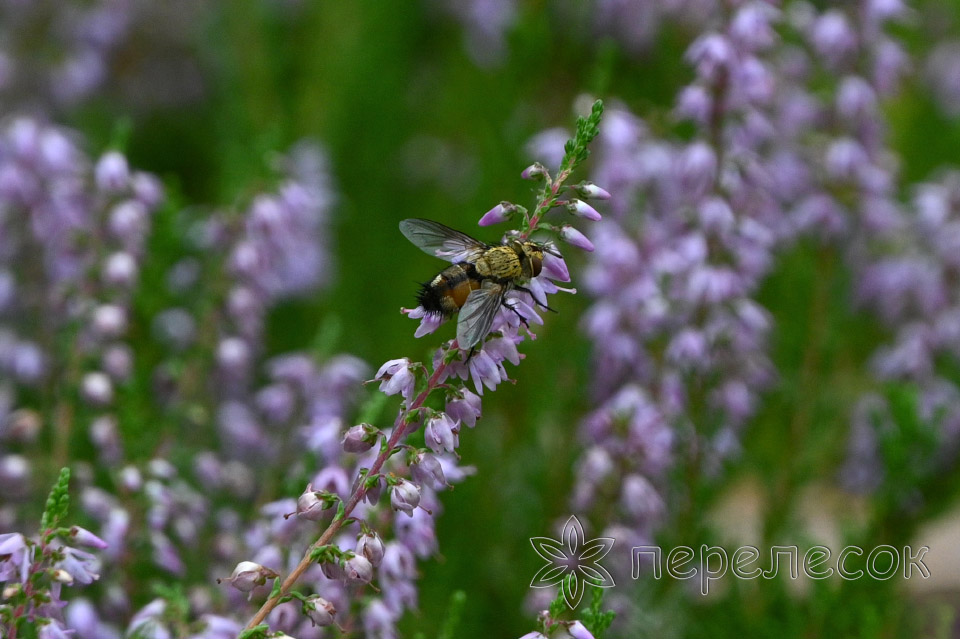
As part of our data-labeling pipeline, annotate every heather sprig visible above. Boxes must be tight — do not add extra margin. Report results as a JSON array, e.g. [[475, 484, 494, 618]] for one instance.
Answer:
[[238, 101, 606, 635], [516, 575, 613, 639], [0, 467, 108, 639]]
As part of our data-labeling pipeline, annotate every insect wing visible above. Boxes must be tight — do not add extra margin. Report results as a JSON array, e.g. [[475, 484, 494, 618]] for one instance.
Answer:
[[457, 282, 506, 348], [399, 218, 488, 263]]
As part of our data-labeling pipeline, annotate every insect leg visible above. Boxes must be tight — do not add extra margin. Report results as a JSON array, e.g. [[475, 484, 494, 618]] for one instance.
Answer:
[[512, 286, 558, 313], [501, 297, 530, 328]]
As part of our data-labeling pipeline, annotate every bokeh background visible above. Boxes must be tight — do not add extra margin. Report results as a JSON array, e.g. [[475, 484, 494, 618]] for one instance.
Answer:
[[5, 0, 960, 637]]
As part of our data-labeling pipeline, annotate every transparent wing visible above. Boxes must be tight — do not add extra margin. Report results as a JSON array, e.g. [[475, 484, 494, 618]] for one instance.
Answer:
[[457, 283, 506, 348], [399, 218, 488, 263]]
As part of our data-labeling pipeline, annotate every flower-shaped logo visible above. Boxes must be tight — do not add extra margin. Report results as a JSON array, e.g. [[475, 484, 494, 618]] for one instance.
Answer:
[[530, 515, 615, 608]]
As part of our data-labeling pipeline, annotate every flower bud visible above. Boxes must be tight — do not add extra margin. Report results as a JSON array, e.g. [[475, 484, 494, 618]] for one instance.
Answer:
[[118, 466, 142, 491], [576, 181, 611, 200], [521, 163, 547, 180], [303, 595, 336, 627], [69, 526, 109, 550], [567, 620, 597, 639], [559, 225, 595, 252], [341, 423, 379, 454], [566, 199, 602, 221], [296, 483, 337, 522], [5, 409, 41, 443], [102, 344, 134, 381], [363, 474, 383, 505], [343, 553, 374, 585], [81, 372, 113, 406], [53, 569, 75, 584], [478, 202, 514, 226], [356, 531, 384, 567], [102, 252, 138, 288], [320, 559, 344, 580], [91, 304, 128, 339], [390, 479, 420, 517], [108, 200, 148, 243], [219, 561, 278, 593], [131, 172, 163, 209], [216, 337, 250, 372], [95, 151, 129, 192]]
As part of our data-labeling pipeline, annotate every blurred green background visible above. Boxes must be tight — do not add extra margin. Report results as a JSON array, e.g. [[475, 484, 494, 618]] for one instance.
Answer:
[[43, 1, 960, 636]]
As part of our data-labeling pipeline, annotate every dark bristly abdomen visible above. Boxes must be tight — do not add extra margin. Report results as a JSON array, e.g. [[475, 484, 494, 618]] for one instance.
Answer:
[[418, 262, 480, 316]]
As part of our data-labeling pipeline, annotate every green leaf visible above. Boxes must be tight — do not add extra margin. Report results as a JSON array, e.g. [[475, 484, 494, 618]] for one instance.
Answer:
[[437, 590, 467, 639], [40, 468, 71, 532], [580, 579, 616, 639], [238, 625, 270, 639], [332, 499, 346, 523]]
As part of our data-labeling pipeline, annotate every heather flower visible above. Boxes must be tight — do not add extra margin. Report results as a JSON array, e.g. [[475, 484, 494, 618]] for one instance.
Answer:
[[390, 479, 421, 517], [343, 553, 374, 584], [356, 531, 385, 567], [220, 561, 279, 594], [375, 358, 417, 400], [295, 484, 333, 522], [302, 595, 336, 627], [445, 388, 482, 427], [410, 453, 449, 491], [342, 423, 380, 453], [424, 413, 460, 454]]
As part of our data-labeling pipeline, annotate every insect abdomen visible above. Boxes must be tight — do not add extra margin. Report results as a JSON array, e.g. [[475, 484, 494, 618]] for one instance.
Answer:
[[417, 263, 481, 316]]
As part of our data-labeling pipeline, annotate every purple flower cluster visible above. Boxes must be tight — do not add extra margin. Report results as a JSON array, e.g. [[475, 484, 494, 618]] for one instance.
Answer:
[[431, 0, 517, 68], [592, 0, 716, 55], [0, 0, 134, 108], [529, 5, 914, 627], [0, 527, 109, 638], [560, 3, 788, 564], [0, 116, 161, 514], [0, 467, 110, 638], [0, 120, 401, 636], [844, 172, 960, 493], [0, 0, 207, 112]]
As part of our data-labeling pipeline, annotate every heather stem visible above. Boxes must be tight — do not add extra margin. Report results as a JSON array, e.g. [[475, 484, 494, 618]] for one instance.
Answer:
[[242, 345, 456, 631]]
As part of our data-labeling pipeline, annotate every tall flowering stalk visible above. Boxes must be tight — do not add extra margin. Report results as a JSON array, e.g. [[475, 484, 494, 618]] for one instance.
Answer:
[[235, 100, 606, 637], [519, 3, 912, 629], [556, 3, 787, 583], [66, 141, 359, 638]]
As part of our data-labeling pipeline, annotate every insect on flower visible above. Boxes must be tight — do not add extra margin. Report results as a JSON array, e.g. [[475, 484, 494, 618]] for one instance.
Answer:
[[399, 218, 557, 348]]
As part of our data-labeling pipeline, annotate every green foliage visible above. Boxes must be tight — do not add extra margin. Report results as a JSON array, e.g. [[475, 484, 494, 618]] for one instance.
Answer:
[[562, 99, 605, 172], [436, 590, 468, 639], [30, 3, 960, 638], [39, 467, 71, 533], [580, 584, 616, 639], [548, 575, 575, 622], [238, 625, 270, 639]]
